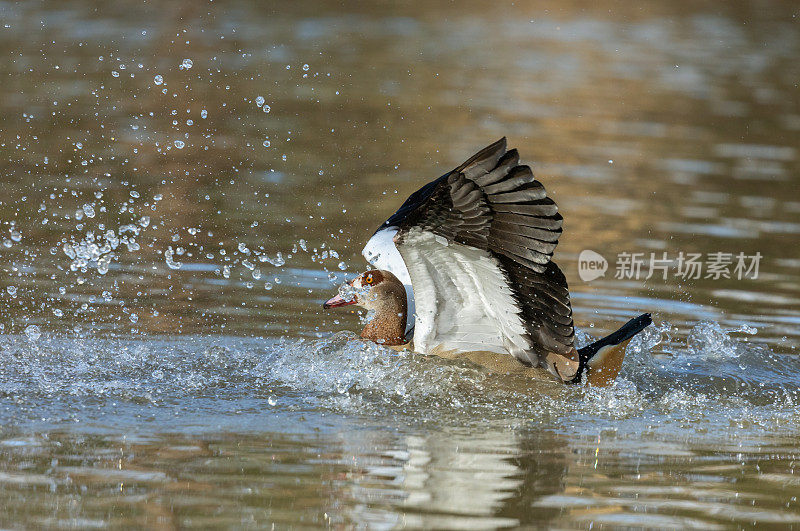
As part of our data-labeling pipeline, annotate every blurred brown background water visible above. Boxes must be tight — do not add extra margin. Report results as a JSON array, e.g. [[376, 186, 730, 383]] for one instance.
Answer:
[[1, 0, 798, 346], [1, 0, 800, 528]]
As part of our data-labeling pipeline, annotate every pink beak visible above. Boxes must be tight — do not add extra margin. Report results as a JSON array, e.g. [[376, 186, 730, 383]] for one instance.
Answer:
[[323, 293, 357, 309]]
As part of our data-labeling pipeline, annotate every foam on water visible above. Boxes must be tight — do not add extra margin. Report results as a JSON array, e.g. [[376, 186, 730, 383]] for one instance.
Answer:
[[2, 321, 800, 438]]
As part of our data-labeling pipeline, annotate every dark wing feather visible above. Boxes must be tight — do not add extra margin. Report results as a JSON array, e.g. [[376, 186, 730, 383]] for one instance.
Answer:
[[387, 137, 564, 272], [380, 174, 448, 229], [380, 138, 574, 363], [500, 258, 576, 357]]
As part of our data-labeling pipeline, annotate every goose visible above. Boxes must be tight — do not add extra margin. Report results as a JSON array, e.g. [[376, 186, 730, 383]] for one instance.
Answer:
[[323, 138, 651, 386]]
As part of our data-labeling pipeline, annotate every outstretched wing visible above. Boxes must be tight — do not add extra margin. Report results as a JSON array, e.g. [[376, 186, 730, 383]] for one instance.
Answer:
[[388, 138, 563, 273], [385, 138, 576, 367]]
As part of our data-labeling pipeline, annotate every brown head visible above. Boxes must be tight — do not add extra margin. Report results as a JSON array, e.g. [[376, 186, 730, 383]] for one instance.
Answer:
[[323, 269, 407, 345]]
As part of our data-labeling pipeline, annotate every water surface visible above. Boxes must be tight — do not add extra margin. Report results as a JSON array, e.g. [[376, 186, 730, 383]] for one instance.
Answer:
[[1, 0, 800, 527]]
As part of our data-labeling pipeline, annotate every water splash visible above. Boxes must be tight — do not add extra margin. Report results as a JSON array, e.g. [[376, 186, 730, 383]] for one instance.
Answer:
[[686, 320, 756, 360], [1, 320, 799, 438], [337, 280, 366, 303]]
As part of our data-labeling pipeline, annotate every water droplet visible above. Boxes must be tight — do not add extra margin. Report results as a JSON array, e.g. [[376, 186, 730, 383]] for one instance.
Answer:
[[106, 229, 119, 250], [180, 58, 193, 70], [200, 109, 208, 119], [265, 252, 285, 267], [174, 140, 185, 149], [263, 140, 270, 148], [25, 325, 42, 341], [10, 230, 21, 242], [255, 96, 265, 107], [63, 243, 76, 259], [338, 261, 347, 270], [302, 63, 310, 71], [165, 246, 182, 270], [102, 291, 113, 302], [82, 204, 95, 218], [262, 105, 270, 113], [129, 313, 139, 323], [130, 190, 140, 199], [24, 325, 41, 341], [6, 286, 17, 297], [97, 254, 111, 274], [153, 74, 164, 85], [111, 70, 119, 77]]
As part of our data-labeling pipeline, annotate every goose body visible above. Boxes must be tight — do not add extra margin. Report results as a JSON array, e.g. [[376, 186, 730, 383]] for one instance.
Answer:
[[326, 138, 651, 385]]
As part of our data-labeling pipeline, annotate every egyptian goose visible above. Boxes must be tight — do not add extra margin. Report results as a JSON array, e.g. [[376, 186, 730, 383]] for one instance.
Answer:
[[324, 138, 651, 386]]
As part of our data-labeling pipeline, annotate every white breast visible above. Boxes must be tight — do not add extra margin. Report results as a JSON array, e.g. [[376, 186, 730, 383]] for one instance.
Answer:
[[396, 228, 530, 358], [362, 227, 416, 333]]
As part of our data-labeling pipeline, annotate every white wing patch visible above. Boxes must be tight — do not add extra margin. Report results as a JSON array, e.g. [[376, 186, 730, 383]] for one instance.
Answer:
[[397, 228, 531, 359], [362, 227, 410, 284], [362, 227, 415, 333]]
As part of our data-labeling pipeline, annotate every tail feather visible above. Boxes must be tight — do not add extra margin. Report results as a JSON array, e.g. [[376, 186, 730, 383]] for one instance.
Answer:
[[575, 313, 652, 386]]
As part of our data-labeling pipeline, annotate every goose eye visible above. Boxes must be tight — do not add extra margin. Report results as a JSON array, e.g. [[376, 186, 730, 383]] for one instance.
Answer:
[[364, 273, 374, 285]]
